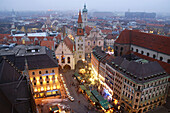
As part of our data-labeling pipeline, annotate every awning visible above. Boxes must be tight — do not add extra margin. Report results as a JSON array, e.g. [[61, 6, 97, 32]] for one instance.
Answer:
[[99, 100, 113, 110], [90, 96, 98, 103], [85, 90, 92, 96], [91, 90, 105, 101], [79, 85, 87, 91]]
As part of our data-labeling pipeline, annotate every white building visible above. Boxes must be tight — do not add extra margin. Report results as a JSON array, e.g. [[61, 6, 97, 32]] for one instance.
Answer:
[[55, 36, 75, 70]]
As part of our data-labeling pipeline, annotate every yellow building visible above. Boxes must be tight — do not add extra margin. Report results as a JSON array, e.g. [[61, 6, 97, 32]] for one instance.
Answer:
[[29, 67, 60, 98], [0, 45, 61, 98]]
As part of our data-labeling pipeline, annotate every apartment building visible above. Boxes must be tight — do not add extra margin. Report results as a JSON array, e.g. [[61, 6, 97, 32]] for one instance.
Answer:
[[91, 47, 169, 113]]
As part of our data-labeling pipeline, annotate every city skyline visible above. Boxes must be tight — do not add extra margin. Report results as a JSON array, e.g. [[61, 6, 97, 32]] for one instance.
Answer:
[[0, 0, 170, 13]]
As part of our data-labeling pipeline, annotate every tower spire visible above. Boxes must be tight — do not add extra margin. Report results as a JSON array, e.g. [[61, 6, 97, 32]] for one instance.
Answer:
[[78, 10, 82, 23]]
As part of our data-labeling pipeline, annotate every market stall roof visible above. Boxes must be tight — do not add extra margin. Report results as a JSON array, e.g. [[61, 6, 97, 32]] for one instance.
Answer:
[[79, 85, 87, 91], [99, 100, 113, 110]]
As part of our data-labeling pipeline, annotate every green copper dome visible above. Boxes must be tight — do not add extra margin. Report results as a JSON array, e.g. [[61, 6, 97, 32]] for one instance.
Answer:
[[83, 4, 88, 13]]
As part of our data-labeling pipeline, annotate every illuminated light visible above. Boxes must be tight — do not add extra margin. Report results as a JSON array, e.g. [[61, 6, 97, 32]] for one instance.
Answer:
[[38, 88, 40, 92], [41, 87, 44, 91], [118, 106, 120, 110], [51, 86, 53, 90], [53, 85, 56, 89], [82, 59, 85, 62], [47, 86, 50, 90], [34, 88, 37, 92], [114, 99, 118, 105], [57, 85, 60, 89], [30, 78, 33, 82], [60, 74, 62, 76]]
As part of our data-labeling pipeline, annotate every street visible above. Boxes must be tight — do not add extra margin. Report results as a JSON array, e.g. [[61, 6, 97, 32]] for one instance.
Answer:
[[61, 70, 98, 113]]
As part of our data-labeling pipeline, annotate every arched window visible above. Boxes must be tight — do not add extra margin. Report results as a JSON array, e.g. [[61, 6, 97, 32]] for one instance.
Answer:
[[99, 41, 101, 46], [94, 41, 95, 45], [131, 47, 133, 51], [136, 49, 138, 53], [68, 57, 70, 63], [153, 54, 156, 59], [141, 51, 144, 54], [61, 55, 65, 63], [147, 53, 149, 56], [160, 57, 163, 61], [88, 42, 90, 46], [167, 59, 170, 64], [121, 47, 123, 51]]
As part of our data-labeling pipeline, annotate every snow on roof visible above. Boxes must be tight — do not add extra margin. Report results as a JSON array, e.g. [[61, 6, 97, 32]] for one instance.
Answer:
[[13, 32, 47, 37]]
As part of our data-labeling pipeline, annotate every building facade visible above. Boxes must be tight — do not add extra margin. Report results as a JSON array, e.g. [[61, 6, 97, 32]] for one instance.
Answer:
[[85, 27, 104, 55], [114, 30, 170, 64], [0, 45, 61, 98], [55, 36, 75, 70], [91, 47, 169, 113]]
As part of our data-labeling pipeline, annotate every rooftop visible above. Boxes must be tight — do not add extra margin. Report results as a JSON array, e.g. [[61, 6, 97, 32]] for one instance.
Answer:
[[115, 30, 170, 55], [0, 45, 58, 71]]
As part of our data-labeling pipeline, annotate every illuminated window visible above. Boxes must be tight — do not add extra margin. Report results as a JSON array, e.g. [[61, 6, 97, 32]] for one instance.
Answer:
[[61, 55, 65, 63]]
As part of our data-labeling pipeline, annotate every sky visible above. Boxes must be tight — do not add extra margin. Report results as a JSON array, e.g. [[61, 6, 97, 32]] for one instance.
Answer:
[[0, 0, 170, 13]]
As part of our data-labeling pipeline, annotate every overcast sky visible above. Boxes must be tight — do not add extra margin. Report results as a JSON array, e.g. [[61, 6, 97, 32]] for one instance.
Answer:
[[0, 0, 169, 13]]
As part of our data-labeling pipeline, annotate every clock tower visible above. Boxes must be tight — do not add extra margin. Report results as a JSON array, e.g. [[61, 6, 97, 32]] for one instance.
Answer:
[[75, 10, 85, 63]]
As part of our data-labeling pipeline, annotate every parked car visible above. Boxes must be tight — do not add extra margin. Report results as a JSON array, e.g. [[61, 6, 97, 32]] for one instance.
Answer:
[[68, 96, 74, 102]]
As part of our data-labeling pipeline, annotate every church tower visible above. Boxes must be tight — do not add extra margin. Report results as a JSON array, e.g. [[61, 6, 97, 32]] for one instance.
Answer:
[[75, 10, 85, 63], [82, 4, 88, 28]]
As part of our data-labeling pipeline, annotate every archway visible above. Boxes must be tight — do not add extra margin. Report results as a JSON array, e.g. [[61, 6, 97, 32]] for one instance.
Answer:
[[63, 64, 71, 72]]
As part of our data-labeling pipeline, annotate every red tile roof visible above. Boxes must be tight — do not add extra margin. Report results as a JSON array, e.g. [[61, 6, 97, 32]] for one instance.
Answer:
[[78, 10, 82, 23], [101, 29, 112, 35], [146, 23, 164, 27], [115, 30, 170, 55], [63, 37, 75, 52], [105, 34, 118, 40], [85, 26, 93, 35], [133, 51, 170, 74], [40, 40, 55, 50]]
